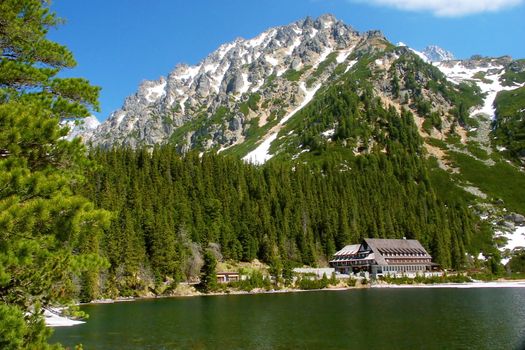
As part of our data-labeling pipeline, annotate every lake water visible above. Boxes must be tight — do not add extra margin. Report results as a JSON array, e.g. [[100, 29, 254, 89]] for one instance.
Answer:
[[52, 288, 525, 349]]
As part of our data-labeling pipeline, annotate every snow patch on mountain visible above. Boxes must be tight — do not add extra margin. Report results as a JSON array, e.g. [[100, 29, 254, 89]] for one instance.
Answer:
[[145, 80, 167, 102], [344, 60, 358, 73], [498, 226, 525, 265], [176, 65, 200, 81], [217, 42, 236, 60], [435, 61, 522, 120], [398, 43, 454, 63], [243, 133, 279, 165], [244, 83, 321, 165], [246, 32, 269, 48], [64, 116, 100, 141], [281, 82, 321, 124], [237, 73, 251, 96], [266, 55, 279, 66], [422, 45, 455, 62], [336, 46, 355, 64], [287, 37, 302, 55], [314, 47, 334, 68], [409, 48, 430, 63]]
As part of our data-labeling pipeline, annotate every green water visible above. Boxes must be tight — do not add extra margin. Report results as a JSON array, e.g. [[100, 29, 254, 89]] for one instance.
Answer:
[[52, 288, 525, 349]]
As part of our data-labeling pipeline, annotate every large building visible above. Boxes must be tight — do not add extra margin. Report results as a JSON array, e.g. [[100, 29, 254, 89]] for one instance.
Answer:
[[330, 238, 438, 277]]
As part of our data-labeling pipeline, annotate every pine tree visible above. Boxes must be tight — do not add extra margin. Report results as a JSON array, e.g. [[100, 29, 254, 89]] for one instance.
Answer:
[[199, 250, 218, 293], [0, 1, 109, 347]]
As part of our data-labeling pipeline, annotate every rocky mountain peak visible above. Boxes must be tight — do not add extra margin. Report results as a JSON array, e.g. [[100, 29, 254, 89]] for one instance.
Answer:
[[422, 45, 455, 62], [85, 14, 363, 149]]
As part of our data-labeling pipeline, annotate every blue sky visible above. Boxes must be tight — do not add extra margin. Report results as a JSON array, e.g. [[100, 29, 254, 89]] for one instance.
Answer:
[[48, 0, 525, 121]]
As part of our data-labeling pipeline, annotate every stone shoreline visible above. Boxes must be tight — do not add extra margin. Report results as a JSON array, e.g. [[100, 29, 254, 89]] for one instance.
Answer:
[[47, 279, 525, 327], [86, 278, 525, 305]]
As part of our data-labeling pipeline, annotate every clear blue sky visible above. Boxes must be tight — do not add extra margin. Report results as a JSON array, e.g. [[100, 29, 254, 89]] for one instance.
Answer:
[[48, 0, 525, 121]]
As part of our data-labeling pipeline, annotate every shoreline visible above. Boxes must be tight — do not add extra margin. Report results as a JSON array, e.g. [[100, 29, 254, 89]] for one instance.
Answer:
[[47, 279, 525, 327], [371, 280, 525, 289], [88, 278, 525, 304]]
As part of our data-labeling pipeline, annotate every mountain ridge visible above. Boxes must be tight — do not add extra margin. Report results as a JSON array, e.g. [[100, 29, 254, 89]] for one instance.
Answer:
[[74, 15, 523, 167]]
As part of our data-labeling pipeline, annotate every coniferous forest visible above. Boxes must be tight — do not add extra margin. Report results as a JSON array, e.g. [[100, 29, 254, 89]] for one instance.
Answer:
[[76, 60, 499, 301], [80, 142, 488, 300]]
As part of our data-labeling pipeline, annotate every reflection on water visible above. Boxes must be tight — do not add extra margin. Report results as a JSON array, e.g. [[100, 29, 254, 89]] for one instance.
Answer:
[[52, 288, 525, 350]]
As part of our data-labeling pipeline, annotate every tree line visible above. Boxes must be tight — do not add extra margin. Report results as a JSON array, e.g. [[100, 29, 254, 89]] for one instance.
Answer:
[[81, 140, 483, 299]]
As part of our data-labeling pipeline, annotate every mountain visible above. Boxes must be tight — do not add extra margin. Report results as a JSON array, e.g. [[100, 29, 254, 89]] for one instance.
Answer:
[[67, 15, 525, 298], [84, 15, 384, 151], [422, 45, 455, 62], [79, 16, 522, 165], [77, 14, 525, 263], [64, 115, 100, 141]]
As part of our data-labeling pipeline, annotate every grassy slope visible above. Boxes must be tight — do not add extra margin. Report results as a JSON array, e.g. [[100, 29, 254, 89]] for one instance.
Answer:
[[449, 152, 525, 214]]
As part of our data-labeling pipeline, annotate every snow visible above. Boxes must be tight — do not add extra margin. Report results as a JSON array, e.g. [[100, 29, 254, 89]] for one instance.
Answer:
[[145, 81, 167, 103], [204, 62, 220, 74], [344, 60, 358, 73], [497, 225, 525, 265], [44, 309, 84, 327], [179, 96, 188, 114], [113, 111, 126, 126], [246, 32, 269, 48], [477, 252, 486, 261], [435, 62, 523, 120], [84, 116, 100, 129], [470, 70, 518, 120], [435, 62, 477, 84], [322, 19, 334, 29], [310, 28, 318, 38], [322, 129, 335, 137], [336, 46, 355, 64], [292, 149, 309, 160], [276, 68, 287, 77], [253, 51, 262, 61], [243, 83, 321, 165], [237, 73, 251, 95], [63, 116, 100, 141], [313, 47, 334, 69], [397, 42, 407, 47], [292, 26, 302, 35], [251, 80, 264, 93], [409, 48, 429, 63], [286, 37, 302, 55], [210, 62, 230, 93], [175, 65, 201, 81], [243, 133, 278, 165], [247, 34, 266, 48], [238, 48, 248, 59], [265, 55, 279, 66], [217, 42, 236, 60], [280, 82, 321, 125], [375, 59, 384, 66]]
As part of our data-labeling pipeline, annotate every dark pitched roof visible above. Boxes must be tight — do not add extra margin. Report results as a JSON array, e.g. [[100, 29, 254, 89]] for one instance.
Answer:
[[364, 238, 431, 265]]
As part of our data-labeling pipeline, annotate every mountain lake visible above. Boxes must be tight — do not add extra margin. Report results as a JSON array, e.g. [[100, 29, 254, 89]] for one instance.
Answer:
[[51, 287, 525, 349]]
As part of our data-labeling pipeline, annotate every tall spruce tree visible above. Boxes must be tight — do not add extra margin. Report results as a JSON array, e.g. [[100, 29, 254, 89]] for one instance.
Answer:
[[200, 250, 218, 293], [0, 1, 109, 348]]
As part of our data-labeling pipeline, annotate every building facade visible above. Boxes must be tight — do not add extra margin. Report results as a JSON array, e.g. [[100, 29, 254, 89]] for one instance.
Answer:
[[330, 238, 438, 277]]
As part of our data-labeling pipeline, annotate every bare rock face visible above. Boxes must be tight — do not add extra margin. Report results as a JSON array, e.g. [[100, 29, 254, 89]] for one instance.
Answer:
[[84, 14, 364, 150], [505, 213, 525, 226], [422, 45, 454, 62]]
